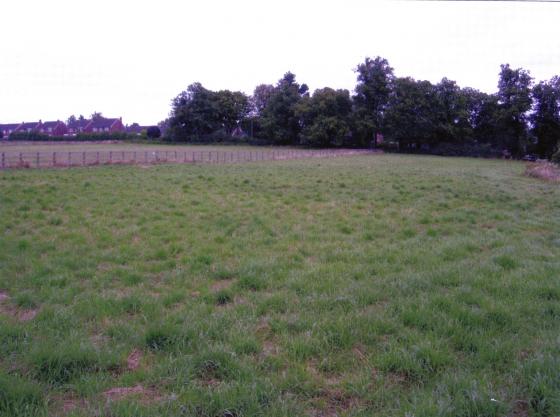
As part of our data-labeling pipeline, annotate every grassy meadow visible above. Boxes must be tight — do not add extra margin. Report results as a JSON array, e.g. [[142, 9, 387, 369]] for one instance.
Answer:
[[0, 154, 559, 417]]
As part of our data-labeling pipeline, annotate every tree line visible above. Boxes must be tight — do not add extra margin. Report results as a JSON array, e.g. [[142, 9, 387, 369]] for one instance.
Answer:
[[161, 57, 560, 160]]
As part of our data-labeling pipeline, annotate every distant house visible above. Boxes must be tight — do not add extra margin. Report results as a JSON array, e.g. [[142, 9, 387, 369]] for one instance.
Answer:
[[14, 121, 42, 133], [0, 123, 22, 137], [126, 123, 148, 135], [231, 125, 247, 138], [84, 117, 125, 134], [40, 120, 68, 136], [67, 119, 90, 135]]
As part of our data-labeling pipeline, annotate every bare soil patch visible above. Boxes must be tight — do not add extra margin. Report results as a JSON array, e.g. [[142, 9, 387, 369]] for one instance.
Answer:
[[308, 388, 361, 417], [0, 290, 39, 322], [56, 395, 89, 416], [103, 385, 162, 403], [127, 349, 143, 371], [211, 279, 235, 291], [262, 340, 280, 357]]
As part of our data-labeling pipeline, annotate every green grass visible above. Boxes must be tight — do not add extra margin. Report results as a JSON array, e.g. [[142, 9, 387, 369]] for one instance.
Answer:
[[0, 154, 559, 416]]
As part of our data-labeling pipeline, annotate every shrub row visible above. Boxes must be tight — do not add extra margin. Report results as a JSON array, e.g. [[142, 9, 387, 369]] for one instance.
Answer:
[[6, 132, 141, 142]]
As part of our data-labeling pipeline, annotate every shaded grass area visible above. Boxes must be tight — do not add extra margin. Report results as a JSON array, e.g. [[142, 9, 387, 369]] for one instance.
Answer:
[[0, 155, 559, 416]]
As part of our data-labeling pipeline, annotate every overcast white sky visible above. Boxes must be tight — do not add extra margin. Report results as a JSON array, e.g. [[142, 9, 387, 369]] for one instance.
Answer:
[[1, 0, 559, 125]]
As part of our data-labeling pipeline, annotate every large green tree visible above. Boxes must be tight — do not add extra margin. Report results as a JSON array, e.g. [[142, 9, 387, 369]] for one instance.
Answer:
[[295, 88, 353, 147], [215, 90, 250, 135], [167, 83, 249, 141], [168, 83, 219, 140], [385, 77, 438, 150], [251, 84, 275, 116], [432, 78, 472, 144], [531, 76, 560, 158], [353, 57, 394, 147], [496, 64, 533, 156], [259, 72, 309, 145]]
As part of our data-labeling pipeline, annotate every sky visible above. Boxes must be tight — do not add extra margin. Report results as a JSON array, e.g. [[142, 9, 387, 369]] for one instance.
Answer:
[[1, 0, 559, 125]]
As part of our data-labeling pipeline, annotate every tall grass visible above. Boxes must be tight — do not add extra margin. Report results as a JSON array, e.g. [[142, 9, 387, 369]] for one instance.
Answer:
[[0, 154, 559, 416]]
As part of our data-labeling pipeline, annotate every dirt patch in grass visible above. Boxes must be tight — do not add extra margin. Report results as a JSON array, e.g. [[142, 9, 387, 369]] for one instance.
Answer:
[[0, 290, 39, 322], [352, 344, 367, 362], [89, 333, 110, 348], [524, 162, 560, 182], [211, 279, 235, 291], [511, 400, 529, 417], [103, 385, 162, 403], [18, 309, 39, 321], [55, 394, 89, 416], [306, 361, 344, 387], [308, 388, 361, 417], [262, 340, 280, 357], [127, 349, 142, 371], [255, 318, 272, 338]]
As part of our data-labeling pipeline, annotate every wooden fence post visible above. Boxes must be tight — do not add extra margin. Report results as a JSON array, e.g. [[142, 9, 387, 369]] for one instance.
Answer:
[[82, 152, 86, 165], [109, 151, 112, 163], [53, 152, 57, 166], [1, 152, 4, 169], [68, 152, 71, 166]]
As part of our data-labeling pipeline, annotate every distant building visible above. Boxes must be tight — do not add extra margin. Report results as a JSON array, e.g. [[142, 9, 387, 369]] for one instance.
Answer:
[[231, 125, 247, 138], [2, 116, 129, 138], [40, 120, 68, 136], [83, 117, 125, 133], [0, 123, 22, 137], [67, 118, 90, 135], [14, 121, 42, 133], [126, 123, 149, 135]]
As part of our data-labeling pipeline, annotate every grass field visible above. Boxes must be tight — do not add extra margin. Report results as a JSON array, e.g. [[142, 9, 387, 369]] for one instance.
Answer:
[[1, 154, 559, 417]]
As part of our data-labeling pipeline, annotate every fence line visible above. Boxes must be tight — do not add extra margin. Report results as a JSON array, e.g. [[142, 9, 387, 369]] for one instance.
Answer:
[[0, 149, 377, 170]]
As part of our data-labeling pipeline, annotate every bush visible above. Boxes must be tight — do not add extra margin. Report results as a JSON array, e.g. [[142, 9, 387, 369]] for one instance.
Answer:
[[393, 141, 503, 158], [146, 126, 161, 139], [552, 148, 560, 164]]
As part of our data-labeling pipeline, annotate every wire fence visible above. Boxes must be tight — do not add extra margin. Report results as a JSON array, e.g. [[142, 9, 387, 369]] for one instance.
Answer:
[[0, 149, 377, 170]]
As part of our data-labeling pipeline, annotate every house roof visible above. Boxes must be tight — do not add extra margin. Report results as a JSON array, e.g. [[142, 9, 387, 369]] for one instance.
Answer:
[[42, 120, 64, 129], [88, 118, 120, 129], [0, 123, 21, 130], [126, 123, 148, 133], [19, 121, 41, 129], [68, 119, 90, 129]]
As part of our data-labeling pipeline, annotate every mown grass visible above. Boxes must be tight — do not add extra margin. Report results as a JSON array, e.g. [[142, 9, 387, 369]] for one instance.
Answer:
[[0, 154, 559, 417]]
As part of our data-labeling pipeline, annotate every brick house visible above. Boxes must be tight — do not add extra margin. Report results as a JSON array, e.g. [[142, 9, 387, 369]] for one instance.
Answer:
[[40, 120, 68, 136], [84, 117, 125, 134], [67, 118, 90, 135], [0, 123, 22, 137], [14, 121, 42, 133]]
